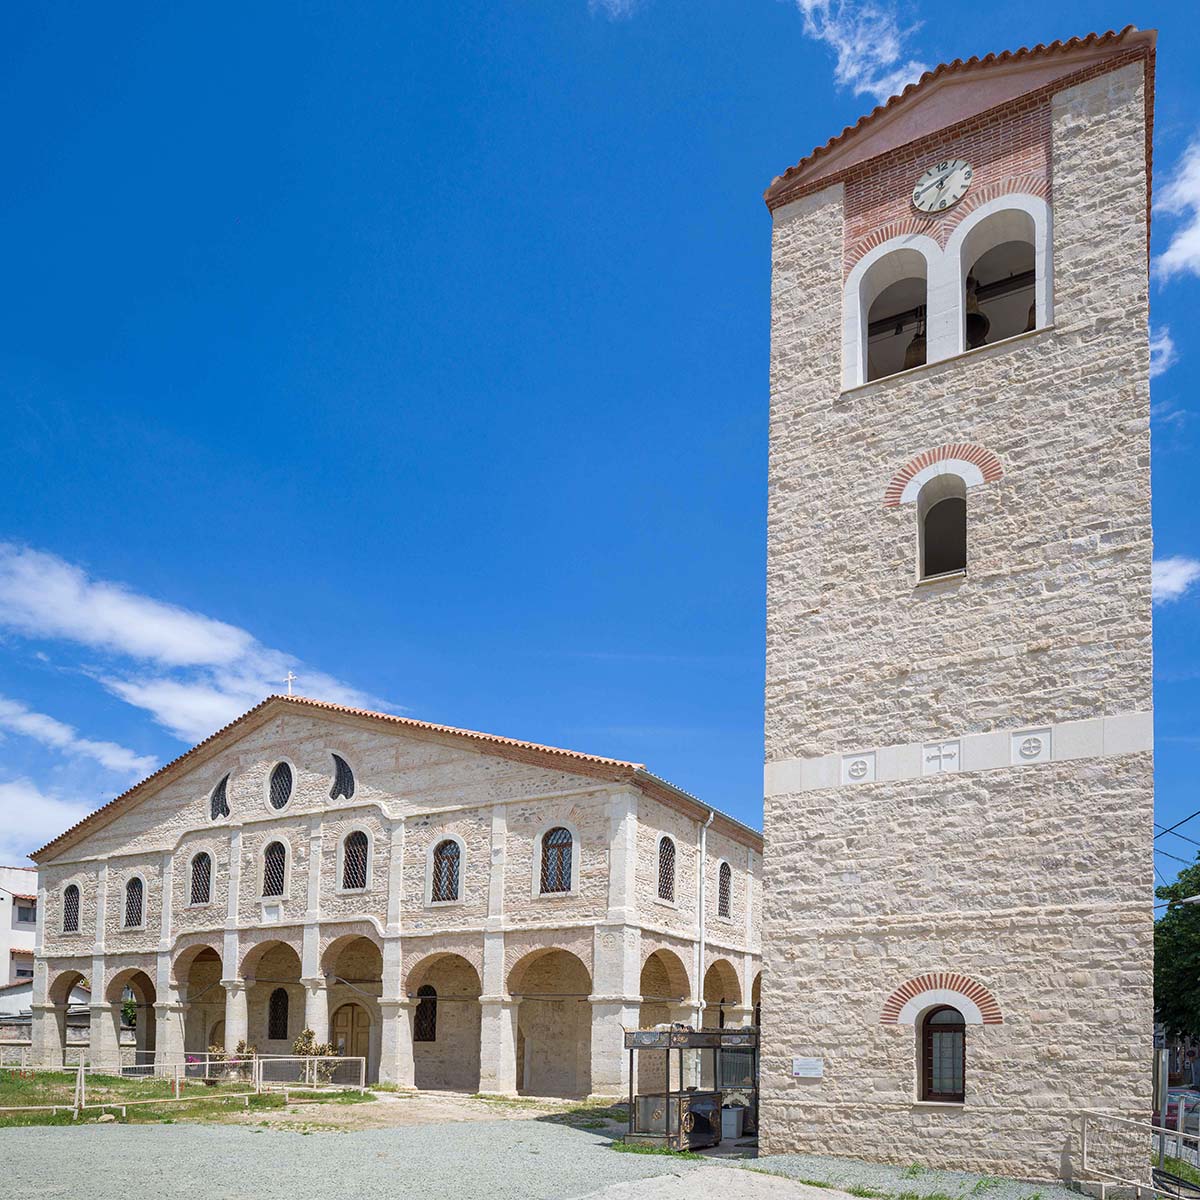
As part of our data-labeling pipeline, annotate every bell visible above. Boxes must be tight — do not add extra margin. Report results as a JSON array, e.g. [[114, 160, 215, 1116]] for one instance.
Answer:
[[1024, 301, 1036, 333], [903, 327, 926, 370], [965, 275, 990, 349]]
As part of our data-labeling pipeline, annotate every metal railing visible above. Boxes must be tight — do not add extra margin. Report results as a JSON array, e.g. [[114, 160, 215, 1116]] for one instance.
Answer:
[[1080, 1108, 1200, 1199]]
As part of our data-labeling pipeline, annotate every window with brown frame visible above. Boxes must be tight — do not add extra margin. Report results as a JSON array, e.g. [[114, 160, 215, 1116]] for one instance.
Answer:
[[414, 985, 437, 1042], [657, 837, 676, 902], [920, 1005, 965, 1102], [540, 827, 572, 894], [431, 839, 460, 902]]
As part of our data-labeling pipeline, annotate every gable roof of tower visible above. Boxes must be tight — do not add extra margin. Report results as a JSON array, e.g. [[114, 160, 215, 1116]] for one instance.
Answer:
[[764, 25, 1156, 211], [30, 694, 762, 861]]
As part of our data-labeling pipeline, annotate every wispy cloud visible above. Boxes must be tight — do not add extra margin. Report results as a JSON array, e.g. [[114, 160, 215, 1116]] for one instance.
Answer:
[[1150, 325, 1179, 378], [1155, 139, 1200, 281], [0, 543, 389, 743], [0, 695, 155, 777], [0, 778, 92, 864], [588, 0, 640, 17], [791, 1, 928, 104], [1153, 556, 1200, 605]]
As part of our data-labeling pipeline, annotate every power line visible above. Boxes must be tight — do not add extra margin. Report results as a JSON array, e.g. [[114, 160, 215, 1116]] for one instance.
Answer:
[[1157, 824, 1200, 851], [1156, 847, 1195, 867], [1156, 809, 1200, 841]]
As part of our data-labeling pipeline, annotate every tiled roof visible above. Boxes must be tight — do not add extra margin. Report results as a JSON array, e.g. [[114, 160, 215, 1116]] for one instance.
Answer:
[[766, 26, 1147, 201], [32, 694, 762, 859], [10, 894, 36, 902], [10, 948, 33, 957]]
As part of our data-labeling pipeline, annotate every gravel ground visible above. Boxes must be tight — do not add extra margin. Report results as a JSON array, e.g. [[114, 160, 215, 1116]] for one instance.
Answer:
[[743, 1153, 1080, 1200]]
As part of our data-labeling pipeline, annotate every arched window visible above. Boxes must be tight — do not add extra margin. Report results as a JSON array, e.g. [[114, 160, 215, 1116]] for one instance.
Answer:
[[432, 839, 460, 902], [268, 762, 293, 810], [921, 1005, 966, 1102], [330, 754, 355, 801], [540, 827, 573, 894], [848, 245, 932, 386], [718, 861, 732, 918], [268, 987, 289, 1040], [123, 877, 144, 928], [210, 773, 230, 820], [918, 474, 967, 579], [414, 984, 437, 1042], [62, 884, 80, 933], [657, 837, 676, 902], [342, 831, 368, 891], [956, 203, 1045, 351], [262, 841, 286, 897], [190, 853, 212, 905]]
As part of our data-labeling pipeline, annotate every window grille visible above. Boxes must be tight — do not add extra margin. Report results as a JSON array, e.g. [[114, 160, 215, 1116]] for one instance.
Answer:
[[342, 831, 369, 890], [658, 838, 676, 902], [414, 985, 437, 1042], [330, 754, 355, 800], [269, 762, 293, 810], [262, 841, 286, 897], [124, 877, 144, 928], [63, 884, 80, 933], [210, 773, 230, 820], [191, 852, 212, 905], [921, 1005, 965, 1102], [718, 861, 732, 918], [540, 827, 572, 894], [268, 987, 289, 1040], [432, 839, 460, 902]]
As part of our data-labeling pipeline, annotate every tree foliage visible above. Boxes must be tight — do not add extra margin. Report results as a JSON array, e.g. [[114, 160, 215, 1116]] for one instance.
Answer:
[[1156, 857, 1200, 1038]]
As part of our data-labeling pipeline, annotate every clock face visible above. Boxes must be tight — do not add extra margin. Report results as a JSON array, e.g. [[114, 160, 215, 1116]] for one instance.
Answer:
[[912, 159, 974, 213]]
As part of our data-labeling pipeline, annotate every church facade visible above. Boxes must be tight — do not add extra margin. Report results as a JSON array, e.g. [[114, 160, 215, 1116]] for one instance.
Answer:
[[760, 28, 1156, 1177], [29, 694, 761, 1094]]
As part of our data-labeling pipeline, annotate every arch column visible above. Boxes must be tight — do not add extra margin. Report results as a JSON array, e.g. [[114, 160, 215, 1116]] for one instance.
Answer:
[[478, 996, 520, 1095], [725, 1005, 755, 1028], [30, 1003, 64, 1068], [89, 1003, 122, 1066], [378, 998, 415, 1088], [302, 977, 330, 1045], [588, 996, 640, 1098], [154, 997, 188, 1066], [221, 978, 249, 1050]]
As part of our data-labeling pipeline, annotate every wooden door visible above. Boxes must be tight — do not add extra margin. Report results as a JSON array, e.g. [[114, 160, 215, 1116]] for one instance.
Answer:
[[332, 1003, 369, 1059]]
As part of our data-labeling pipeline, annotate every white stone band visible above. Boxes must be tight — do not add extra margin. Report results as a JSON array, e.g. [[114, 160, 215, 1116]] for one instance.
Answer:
[[764, 711, 1152, 797]]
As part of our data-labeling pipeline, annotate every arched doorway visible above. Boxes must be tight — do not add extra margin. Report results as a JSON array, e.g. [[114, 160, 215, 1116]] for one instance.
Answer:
[[507, 948, 592, 1098], [173, 945, 223, 1053], [241, 941, 302, 1052], [324, 935, 383, 1082], [406, 953, 482, 1092], [331, 1003, 370, 1059], [106, 968, 157, 1067], [702, 959, 742, 1030], [638, 949, 690, 1028], [47, 969, 88, 1067], [209, 1019, 226, 1049]]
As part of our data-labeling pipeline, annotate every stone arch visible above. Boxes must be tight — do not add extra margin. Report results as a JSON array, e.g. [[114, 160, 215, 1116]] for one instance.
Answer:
[[105, 966, 158, 1065], [639, 947, 691, 1032], [404, 951, 482, 1092], [883, 442, 1003, 509], [752, 971, 762, 1026], [45, 968, 90, 1068], [507, 948, 593, 1098], [238, 939, 302, 1050], [880, 972, 1003, 1026], [172, 944, 224, 1052], [239, 934, 302, 980], [171, 941, 223, 987], [702, 958, 742, 1028], [320, 930, 383, 978]]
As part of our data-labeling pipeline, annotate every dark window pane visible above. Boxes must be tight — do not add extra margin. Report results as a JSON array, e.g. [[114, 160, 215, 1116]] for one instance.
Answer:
[[658, 839, 676, 901], [63, 885, 80, 933], [343, 831, 368, 890], [432, 840, 460, 902], [191, 853, 212, 905], [263, 842, 286, 897], [210, 774, 230, 820], [269, 763, 293, 810], [330, 754, 355, 801], [414, 985, 437, 1042], [541, 827, 572, 894], [718, 862, 732, 918], [923, 497, 967, 577], [124, 878, 143, 928], [268, 987, 289, 1040]]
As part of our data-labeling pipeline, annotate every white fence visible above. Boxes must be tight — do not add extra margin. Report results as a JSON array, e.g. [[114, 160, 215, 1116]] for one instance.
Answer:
[[1080, 1108, 1200, 1199], [256, 1055, 367, 1093]]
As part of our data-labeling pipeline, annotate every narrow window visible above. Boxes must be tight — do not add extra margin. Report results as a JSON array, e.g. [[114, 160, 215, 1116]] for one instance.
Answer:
[[657, 838, 676, 902], [540, 827, 573, 894], [431, 839, 460, 902], [268, 987, 289, 1040], [342, 831, 369, 890], [918, 475, 967, 579], [124, 877, 144, 928], [414, 985, 437, 1042], [963, 225, 1037, 348], [268, 762, 293, 810], [330, 753, 355, 800], [921, 1005, 966, 1102], [210, 773, 230, 820], [718, 861, 732, 918], [863, 250, 929, 383], [262, 841, 286, 897], [63, 884, 80, 933], [190, 852, 212, 905]]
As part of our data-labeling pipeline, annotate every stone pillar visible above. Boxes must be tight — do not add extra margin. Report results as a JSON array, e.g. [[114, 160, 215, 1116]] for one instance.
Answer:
[[588, 998, 640, 1098], [154, 999, 188, 1066], [302, 978, 330, 1045], [89, 1003, 122, 1067], [222, 979, 249, 1050], [377, 999, 415, 1088], [478, 997, 520, 1095], [725, 1005, 755, 1029], [30, 1003, 64, 1068]]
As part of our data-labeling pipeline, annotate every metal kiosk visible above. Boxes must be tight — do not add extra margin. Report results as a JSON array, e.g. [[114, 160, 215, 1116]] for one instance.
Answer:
[[623, 1027, 725, 1151]]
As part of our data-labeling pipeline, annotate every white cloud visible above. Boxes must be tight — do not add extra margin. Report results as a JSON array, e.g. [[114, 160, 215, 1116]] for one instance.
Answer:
[[0, 543, 388, 744], [589, 0, 640, 16], [1150, 326, 1178, 378], [791, 0, 928, 104], [0, 695, 156, 777], [1155, 139, 1200, 281], [1153, 556, 1200, 605], [0, 778, 93, 864]]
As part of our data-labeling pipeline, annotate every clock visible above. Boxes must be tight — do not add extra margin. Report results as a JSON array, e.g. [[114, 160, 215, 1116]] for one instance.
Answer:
[[912, 159, 974, 213]]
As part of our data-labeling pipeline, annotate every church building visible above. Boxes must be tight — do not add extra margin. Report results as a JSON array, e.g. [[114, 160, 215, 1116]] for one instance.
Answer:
[[28, 694, 761, 1094], [760, 27, 1155, 1177]]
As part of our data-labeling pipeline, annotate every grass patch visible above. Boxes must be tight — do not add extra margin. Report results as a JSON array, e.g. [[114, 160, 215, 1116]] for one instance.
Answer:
[[847, 1187, 888, 1197], [902, 1165, 925, 1179], [970, 1178, 1001, 1195], [609, 1141, 702, 1159], [1160, 1156, 1200, 1188]]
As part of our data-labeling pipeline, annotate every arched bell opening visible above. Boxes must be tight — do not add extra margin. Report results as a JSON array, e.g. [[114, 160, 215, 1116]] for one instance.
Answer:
[[959, 207, 1040, 349], [861, 248, 929, 383]]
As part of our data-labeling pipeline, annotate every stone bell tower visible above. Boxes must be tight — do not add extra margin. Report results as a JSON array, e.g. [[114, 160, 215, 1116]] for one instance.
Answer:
[[760, 29, 1156, 1178]]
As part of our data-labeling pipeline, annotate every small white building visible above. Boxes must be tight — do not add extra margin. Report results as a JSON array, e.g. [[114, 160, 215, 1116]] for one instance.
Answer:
[[1, 864, 38, 985]]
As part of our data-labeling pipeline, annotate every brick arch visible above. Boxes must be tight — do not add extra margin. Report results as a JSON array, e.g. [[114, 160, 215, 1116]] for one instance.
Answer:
[[880, 972, 1003, 1026], [883, 442, 1003, 509]]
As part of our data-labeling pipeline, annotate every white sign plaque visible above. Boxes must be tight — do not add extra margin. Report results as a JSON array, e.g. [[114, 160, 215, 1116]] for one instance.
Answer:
[[791, 1057, 824, 1078]]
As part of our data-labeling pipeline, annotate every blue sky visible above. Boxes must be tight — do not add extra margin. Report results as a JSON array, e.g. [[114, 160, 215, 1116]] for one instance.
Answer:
[[1, 1, 1198, 871]]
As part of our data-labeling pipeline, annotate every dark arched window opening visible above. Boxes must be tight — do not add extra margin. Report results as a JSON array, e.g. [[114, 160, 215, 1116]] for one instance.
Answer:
[[923, 498, 967, 577], [123, 877, 144, 928], [210, 774, 230, 820], [658, 838, 676, 902], [269, 762, 293, 810], [330, 754, 355, 801], [263, 841, 286, 897], [268, 987, 290, 1040], [718, 862, 732, 918], [63, 884, 80, 933], [342, 831, 368, 890], [190, 853, 212, 905], [921, 1005, 966, 1102], [414, 985, 437, 1042], [432, 840, 460, 902], [540, 827, 572, 894]]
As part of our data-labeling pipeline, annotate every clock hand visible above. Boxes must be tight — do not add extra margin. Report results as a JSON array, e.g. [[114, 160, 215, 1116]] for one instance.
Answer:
[[916, 169, 955, 198]]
